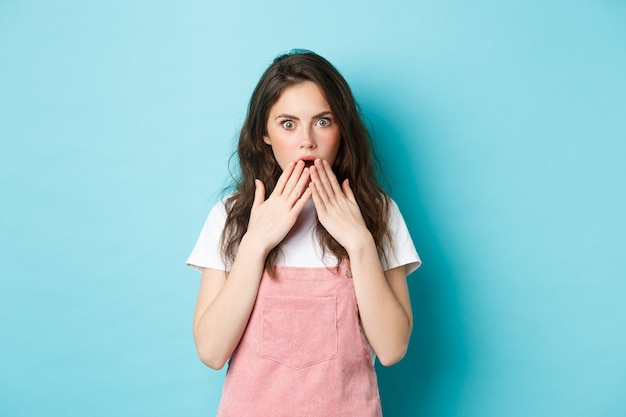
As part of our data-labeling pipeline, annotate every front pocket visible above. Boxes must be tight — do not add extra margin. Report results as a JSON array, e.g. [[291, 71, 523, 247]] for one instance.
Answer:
[[261, 296, 338, 369]]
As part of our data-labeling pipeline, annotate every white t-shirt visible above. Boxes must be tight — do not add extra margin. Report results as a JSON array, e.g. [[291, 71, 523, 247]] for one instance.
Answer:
[[187, 198, 421, 275]]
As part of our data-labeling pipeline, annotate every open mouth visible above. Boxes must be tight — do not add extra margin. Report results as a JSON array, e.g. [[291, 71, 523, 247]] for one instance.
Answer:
[[302, 160, 315, 168]]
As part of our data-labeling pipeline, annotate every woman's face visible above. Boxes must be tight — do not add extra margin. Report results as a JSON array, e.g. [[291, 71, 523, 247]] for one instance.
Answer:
[[264, 81, 341, 170]]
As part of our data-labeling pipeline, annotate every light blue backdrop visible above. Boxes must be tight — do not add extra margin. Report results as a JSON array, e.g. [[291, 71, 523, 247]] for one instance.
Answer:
[[1, 1, 625, 416]]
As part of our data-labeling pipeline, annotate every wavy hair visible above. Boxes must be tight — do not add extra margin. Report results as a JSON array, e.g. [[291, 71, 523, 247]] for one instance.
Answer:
[[221, 50, 391, 277]]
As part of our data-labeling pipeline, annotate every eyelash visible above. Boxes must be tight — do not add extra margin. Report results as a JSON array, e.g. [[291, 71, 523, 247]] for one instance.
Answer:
[[281, 118, 332, 129]]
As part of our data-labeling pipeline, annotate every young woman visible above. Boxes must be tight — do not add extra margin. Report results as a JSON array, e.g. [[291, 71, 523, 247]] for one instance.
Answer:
[[187, 50, 421, 416]]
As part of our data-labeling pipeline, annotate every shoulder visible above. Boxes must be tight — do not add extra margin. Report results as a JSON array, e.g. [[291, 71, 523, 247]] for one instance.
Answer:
[[382, 197, 422, 275], [186, 197, 232, 272], [195, 198, 229, 238], [386, 197, 400, 214], [385, 197, 404, 226], [208, 197, 229, 223]]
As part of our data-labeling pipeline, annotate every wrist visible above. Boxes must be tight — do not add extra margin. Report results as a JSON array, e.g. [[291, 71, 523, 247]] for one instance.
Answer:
[[239, 232, 274, 259], [344, 228, 375, 257]]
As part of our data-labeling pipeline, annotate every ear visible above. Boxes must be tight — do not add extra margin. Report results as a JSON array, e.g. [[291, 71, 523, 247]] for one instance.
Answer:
[[263, 135, 271, 145]]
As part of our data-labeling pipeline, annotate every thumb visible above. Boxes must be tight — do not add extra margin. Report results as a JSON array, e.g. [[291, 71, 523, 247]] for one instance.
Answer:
[[342, 179, 356, 202], [253, 179, 266, 207]]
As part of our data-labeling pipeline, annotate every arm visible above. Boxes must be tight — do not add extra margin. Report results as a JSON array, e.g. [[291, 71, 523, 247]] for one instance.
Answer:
[[309, 160, 412, 366], [344, 240, 413, 366], [193, 161, 312, 369], [192, 236, 269, 370]]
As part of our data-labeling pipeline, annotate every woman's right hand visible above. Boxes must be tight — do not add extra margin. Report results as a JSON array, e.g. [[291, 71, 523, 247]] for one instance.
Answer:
[[193, 160, 311, 369], [245, 160, 312, 253]]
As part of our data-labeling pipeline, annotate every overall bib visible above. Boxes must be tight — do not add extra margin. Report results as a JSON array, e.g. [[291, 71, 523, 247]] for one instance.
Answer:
[[216, 262, 382, 417]]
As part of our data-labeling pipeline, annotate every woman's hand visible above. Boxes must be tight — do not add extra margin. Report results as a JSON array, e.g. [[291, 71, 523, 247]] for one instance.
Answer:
[[309, 159, 370, 252], [310, 159, 412, 366], [246, 160, 312, 253], [194, 163, 310, 369]]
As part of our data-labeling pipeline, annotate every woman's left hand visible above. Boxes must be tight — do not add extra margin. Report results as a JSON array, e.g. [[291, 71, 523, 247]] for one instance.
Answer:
[[309, 159, 371, 252], [311, 159, 413, 366]]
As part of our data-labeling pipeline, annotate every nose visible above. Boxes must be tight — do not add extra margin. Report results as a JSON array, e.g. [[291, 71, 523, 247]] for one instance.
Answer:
[[300, 127, 316, 149]]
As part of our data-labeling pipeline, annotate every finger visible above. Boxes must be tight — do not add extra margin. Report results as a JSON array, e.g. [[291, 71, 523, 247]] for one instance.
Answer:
[[283, 160, 306, 195], [342, 179, 357, 203], [253, 179, 265, 207], [309, 181, 326, 212], [288, 167, 311, 202], [313, 160, 339, 200], [273, 161, 296, 194], [310, 164, 330, 204], [321, 159, 344, 196], [292, 186, 313, 212]]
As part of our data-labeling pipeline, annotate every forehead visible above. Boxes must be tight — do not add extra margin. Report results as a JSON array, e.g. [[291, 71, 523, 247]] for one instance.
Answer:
[[269, 81, 331, 115]]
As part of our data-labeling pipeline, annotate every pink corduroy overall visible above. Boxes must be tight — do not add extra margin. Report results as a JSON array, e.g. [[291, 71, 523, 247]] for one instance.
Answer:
[[216, 262, 382, 417]]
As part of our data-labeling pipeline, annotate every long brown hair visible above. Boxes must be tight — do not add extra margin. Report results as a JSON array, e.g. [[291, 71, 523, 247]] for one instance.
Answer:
[[221, 49, 391, 276]]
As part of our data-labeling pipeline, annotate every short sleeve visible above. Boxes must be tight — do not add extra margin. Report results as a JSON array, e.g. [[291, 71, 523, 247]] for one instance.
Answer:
[[186, 200, 231, 272], [381, 199, 422, 275]]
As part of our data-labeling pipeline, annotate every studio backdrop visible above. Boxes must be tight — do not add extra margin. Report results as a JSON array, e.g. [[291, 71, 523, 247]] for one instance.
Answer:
[[1, 1, 625, 416]]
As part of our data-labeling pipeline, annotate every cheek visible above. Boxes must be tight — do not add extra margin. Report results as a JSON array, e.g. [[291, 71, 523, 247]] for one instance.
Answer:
[[266, 136, 293, 168], [328, 130, 342, 151], [319, 125, 339, 143], [270, 137, 291, 154], [324, 132, 342, 163]]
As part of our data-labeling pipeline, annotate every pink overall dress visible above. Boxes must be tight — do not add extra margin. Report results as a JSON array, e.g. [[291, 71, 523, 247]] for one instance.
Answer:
[[216, 262, 383, 417]]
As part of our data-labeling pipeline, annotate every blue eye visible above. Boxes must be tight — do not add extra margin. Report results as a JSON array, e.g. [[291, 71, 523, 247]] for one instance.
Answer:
[[282, 120, 295, 129], [317, 118, 331, 127]]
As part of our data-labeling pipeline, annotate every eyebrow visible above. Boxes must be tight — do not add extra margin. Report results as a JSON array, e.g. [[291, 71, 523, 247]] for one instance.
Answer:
[[273, 111, 332, 121]]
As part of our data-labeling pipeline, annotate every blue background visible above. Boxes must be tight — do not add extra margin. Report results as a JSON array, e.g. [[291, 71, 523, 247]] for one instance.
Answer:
[[1, 1, 625, 416]]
